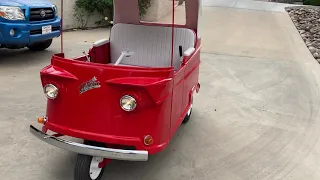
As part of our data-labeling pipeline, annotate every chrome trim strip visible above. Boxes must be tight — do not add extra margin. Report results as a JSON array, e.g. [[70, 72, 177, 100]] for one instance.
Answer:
[[29, 125, 148, 161]]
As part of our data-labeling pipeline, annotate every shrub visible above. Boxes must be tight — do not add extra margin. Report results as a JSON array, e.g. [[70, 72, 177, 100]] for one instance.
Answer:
[[303, 0, 320, 5], [74, 0, 151, 29], [73, 0, 95, 29]]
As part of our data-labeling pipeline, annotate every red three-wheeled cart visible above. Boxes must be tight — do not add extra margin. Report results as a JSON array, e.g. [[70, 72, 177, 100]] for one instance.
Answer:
[[30, 0, 202, 179]]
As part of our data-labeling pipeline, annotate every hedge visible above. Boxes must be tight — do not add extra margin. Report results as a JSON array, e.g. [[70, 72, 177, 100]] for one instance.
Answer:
[[303, 0, 320, 5]]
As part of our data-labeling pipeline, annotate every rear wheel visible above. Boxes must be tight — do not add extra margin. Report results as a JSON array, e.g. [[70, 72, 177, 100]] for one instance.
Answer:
[[74, 155, 105, 180], [183, 95, 193, 124], [27, 39, 52, 51]]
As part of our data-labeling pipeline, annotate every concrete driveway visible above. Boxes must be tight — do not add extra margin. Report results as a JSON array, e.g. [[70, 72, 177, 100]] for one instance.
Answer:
[[1, 1, 320, 180]]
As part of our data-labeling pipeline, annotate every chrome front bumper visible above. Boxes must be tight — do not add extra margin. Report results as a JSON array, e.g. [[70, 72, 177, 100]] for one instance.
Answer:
[[29, 125, 148, 161]]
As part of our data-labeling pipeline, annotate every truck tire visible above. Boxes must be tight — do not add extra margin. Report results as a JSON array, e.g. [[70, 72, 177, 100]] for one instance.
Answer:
[[28, 39, 52, 51]]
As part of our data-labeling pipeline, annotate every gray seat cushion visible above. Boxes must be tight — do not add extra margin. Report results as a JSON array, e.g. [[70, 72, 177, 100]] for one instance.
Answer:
[[110, 23, 196, 70]]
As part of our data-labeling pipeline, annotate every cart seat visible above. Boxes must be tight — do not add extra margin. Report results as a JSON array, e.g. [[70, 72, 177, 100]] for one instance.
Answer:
[[109, 23, 196, 70]]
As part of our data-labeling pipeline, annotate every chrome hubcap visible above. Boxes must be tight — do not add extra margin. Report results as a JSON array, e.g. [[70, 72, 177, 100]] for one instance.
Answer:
[[188, 98, 193, 116], [188, 104, 192, 116], [89, 157, 104, 179]]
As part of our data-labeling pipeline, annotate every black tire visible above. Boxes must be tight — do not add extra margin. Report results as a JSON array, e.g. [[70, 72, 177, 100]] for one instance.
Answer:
[[74, 154, 105, 180], [182, 96, 193, 124], [27, 39, 52, 51]]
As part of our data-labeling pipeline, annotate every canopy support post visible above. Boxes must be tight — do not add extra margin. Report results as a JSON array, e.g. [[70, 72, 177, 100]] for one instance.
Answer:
[[60, 0, 64, 53], [170, 0, 175, 67]]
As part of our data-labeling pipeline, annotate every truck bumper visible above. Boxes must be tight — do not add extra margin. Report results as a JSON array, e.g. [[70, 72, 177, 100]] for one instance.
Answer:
[[30, 125, 149, 161], [0, 18, 61, 45]]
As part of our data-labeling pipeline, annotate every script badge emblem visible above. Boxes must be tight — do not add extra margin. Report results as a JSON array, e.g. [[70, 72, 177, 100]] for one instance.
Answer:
[[79, 76, 101, 94]]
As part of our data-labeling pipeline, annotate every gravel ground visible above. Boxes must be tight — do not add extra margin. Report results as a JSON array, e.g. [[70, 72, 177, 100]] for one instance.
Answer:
[[286, 6, 320, 61]]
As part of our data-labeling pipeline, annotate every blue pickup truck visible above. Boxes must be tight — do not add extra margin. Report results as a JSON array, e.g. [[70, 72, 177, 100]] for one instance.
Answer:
[[0, 0, 61, 51]]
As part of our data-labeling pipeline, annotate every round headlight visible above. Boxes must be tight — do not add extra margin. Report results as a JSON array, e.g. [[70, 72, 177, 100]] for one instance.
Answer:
[[120, 95, 137, 111], [44, 84, 58, 99]]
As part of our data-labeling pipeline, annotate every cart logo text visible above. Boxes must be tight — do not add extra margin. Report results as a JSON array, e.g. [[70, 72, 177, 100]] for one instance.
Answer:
[[79, 76, 101, 94]]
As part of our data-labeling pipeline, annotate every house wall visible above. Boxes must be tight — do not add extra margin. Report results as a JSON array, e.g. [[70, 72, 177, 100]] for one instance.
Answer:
[[50, 0, 174, 29], [143, 0, 174, 22], [50, 0, 102, 30]]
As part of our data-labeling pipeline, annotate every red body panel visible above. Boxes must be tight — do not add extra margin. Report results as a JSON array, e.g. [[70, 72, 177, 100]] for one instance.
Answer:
[[89, 42, 110, 64], [40, 35, 201, 155]]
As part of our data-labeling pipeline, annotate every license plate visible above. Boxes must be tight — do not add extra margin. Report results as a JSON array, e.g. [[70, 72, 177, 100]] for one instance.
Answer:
[[42, 25, 52, 34]]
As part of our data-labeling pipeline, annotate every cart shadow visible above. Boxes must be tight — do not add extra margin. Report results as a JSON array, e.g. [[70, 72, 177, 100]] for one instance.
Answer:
[[51, 152, 78, 180], [99, 110, 203, 180], [50, 108, 204, 180], [0, 48, 56, 66]]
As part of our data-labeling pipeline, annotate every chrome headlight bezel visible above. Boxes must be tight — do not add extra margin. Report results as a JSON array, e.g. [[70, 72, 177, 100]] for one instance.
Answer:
[[44, 84, 59, 100], [120, 95, 137, 112], [0, 6, 25, 20]]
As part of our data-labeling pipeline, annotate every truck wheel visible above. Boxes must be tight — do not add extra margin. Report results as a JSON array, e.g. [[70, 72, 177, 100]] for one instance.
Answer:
[[27, 39, 52, 51], [183, 96, 193, 124], [74, 154, 105, 180]]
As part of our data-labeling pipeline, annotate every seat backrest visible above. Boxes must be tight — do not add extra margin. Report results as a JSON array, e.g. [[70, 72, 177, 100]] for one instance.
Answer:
[[110, 23, 196, 70]]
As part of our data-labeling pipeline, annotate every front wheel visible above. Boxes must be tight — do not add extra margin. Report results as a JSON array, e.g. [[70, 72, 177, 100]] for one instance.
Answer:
[[74, 154, 105, 180], [27, 39, 52, 51]]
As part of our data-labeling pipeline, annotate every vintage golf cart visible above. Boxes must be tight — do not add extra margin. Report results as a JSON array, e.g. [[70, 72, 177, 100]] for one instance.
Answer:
[[29, 0, 202, 179]]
